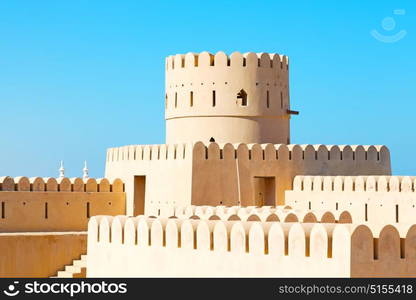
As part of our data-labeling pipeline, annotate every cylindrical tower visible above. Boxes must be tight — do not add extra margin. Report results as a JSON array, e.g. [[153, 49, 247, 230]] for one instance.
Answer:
[[165, 51, 292, 144]]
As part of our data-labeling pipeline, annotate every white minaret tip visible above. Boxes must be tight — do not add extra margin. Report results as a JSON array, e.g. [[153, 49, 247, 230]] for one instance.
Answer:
[[83, 161, 89, 180], [59, 160, 65, 178]]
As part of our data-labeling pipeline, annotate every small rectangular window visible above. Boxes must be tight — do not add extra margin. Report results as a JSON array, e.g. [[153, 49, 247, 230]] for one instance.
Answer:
[[165, 94, 168, 109], [280, 91, 283, 109], [87, 202, 90, 218], [212, 90, 216, 107], [45, 202, 48, 219], [190, 91, 193, 107], [266, 91, 270, 108], [175, 92, 177, 108], [1, 202, 4, 219]]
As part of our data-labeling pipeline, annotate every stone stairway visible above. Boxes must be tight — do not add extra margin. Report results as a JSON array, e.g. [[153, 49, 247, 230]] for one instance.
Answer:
[[53, 254, 87, 278]]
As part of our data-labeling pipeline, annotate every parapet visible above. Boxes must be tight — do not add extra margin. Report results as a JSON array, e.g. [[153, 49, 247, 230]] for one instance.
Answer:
[[88, 215, 342, 255], [193, 142, 390, 162], [106, 144, 193, 163], [87, 215, 416, 277], [0, 176, 124, 192], [106, 142, 390, 164], [149, 204, 352, 224]]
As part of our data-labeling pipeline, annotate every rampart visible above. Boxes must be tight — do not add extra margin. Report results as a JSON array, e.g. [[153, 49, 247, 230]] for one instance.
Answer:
[[105, 142, 391, 215], [0, 176, 125, 232], [0, 232, 86, 277], [87, 216, 351, 277], [86, 216, 416, 277], [105, 144, 193, 216], [286, 176, 416, 225]]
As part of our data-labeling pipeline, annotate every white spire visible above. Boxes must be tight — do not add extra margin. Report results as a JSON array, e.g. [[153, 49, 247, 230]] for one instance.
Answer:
[[83, 161, 89, 180], [59, 160, 65, 178]]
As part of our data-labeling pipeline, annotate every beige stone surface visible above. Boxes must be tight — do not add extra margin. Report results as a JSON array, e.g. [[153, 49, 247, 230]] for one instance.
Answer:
[[0, 177, 126, 232], [0, 232, 86, 278], [151, 204, 351, 224], [165, 52, 290, 145], [286, 176, 416, 226], [87, 216, 416, 278]]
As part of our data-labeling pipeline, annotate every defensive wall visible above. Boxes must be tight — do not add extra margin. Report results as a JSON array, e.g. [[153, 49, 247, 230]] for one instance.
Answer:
[[165, 52, 291, 144], [86, 216, 416, 277], [191, 142, 391, 207], [105, 142, 391, 215], [105, 144, 193, 216], [286, 176, 416, 226], [0, 176, 125, 232]]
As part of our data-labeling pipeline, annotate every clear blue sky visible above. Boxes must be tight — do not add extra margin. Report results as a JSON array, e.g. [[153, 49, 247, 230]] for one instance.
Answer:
[[0, 0, 415, 178]]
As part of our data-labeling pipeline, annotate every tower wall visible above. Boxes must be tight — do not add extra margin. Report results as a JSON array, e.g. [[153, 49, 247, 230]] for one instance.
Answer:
[[165, 51, 291, 144]]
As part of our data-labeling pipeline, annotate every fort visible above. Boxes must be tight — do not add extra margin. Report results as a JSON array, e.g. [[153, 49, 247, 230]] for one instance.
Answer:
[[0, 51, 414, 278]]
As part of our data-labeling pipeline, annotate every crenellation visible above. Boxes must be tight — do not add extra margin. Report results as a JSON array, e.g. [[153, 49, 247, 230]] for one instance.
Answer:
[[88, 215, 416, 277], [30, 177, 45, 191], [291, 175, 416, 192], [15, 176, 30, 191], [166, 51, 288, 71], [88, 215, 348, 258]]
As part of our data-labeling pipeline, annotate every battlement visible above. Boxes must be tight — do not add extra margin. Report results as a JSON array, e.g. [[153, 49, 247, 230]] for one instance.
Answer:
[[0, 176, 124, 192], [105, 142, 390, 164], [149, 204, 352, 224], [106, 144, 193, 163], [165, 51, 291, 144], [293, 175, 416, 192], [193, 142, 390, 162], [88, 216, 348, 263], [0, 176, 125, 232], [166, 51, 289, 71], [87, 215, 416, 277]]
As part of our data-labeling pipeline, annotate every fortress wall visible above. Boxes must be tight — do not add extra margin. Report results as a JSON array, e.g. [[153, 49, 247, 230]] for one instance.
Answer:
[[0, 177, 125, 232], [105, 144, 193, 216], [351, 224, 416, 277], [165, 52, 290, 144], [0, 232, 86, 277], [87, 216, 351, 277], [286, 176, 416, 225], [150, 204, 352, 224], [192, 143, 391, 207]]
